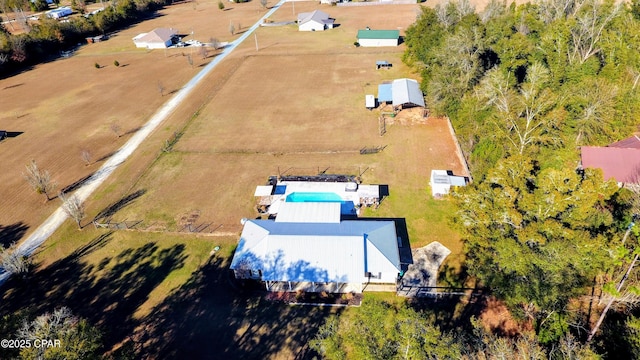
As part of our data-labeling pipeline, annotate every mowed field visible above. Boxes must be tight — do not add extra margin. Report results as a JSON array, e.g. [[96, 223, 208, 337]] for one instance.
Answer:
[[1, 1, 473, 358]]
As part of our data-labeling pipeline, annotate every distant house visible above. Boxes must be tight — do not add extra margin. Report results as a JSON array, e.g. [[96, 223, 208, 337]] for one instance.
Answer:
[[230, 205, 401, 293], [580, 146, 640, 185], [357, 29, 399, 47], [132, 28, 178, 49], [430, 170, 467, 197], [297, 10, 334, 31], [46, 7, 72, 19], [377, 78, 425, 109]]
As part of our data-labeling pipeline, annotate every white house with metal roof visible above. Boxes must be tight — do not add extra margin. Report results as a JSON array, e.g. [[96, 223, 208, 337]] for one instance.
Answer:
[[132, 28, 177, 49], [230, 205, 401, 293], [297, 10, 334, 32]]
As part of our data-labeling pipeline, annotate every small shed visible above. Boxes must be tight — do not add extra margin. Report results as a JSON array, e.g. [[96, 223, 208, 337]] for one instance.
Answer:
[[376, 61, 392, 69], [365, 95, 376, 109], [430, 170, 467, 197], [357, 29, 399, 47]]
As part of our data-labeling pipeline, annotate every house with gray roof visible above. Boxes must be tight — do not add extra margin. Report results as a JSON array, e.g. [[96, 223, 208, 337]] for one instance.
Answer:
[[297, 10, 334, 32], [230, 201, 401, 293], [132, 28, 177, 49]]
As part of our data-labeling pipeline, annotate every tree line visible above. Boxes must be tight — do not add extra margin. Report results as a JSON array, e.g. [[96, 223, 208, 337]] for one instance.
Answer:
[[313, 0, 640, 357], [0, 0, 170, 77]]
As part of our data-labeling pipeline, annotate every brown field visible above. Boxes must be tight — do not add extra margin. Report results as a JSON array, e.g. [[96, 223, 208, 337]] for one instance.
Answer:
[[1, 1, 473, 358]]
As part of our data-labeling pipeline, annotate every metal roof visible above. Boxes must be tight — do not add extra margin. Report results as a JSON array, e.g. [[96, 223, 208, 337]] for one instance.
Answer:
[[357, 29, 400, 40], [275, 202, 341, 223], [609, 135, 640, 149], [230, 220, 401, 283], [297, 10, 333, 25], [581, 146, 640, 183], [378, 83, 393, 103], [391, 78, 425, 107]]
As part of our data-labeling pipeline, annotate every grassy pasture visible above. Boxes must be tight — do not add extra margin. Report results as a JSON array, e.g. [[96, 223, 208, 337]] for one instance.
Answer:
[[1, 2, 471, 358]]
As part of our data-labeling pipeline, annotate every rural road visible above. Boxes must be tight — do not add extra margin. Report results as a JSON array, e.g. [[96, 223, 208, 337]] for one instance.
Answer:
[[0, 0, 285, 285]]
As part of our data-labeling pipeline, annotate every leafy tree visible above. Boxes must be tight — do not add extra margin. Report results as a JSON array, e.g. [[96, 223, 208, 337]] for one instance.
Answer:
[[310, 298, 461, 359], [217, 0, 224, 10], [17, 307, 103, 360], [453, 155, 624, 341]]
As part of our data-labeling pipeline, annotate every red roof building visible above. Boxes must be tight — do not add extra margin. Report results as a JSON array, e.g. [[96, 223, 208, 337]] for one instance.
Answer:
[[581, 146, 640, 184], [609, 135, 640, 149]]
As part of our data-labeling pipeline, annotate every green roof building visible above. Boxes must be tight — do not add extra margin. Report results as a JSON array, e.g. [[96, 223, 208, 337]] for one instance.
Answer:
[[357, 29, 400, 47]]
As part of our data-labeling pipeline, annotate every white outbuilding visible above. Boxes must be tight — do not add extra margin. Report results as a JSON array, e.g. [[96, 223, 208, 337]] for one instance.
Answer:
[[132, 28, 178, 49], [430, 170, 467, 197], [297, 10, 334, 31], [357, 29, 399, 47]]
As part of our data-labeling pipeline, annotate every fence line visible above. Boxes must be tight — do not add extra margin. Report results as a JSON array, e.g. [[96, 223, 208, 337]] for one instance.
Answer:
[[337, 0, 415, 6]]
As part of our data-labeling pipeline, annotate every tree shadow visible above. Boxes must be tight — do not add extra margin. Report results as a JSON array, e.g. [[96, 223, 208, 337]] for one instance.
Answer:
[[94, 189, 147, 222], [0, 233, 187, 354], [0, 222, 29, 248], [60, 173, 95, 194], [136, 255, 337, 359]]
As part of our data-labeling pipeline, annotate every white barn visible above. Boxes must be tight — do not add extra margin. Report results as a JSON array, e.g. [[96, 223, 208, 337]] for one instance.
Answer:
[[297, 10, 334, 32], [357, 29, 399, 47], [230, 202, 401, 293], [132, 28, 177, 49], [430, 170, 467, 197]]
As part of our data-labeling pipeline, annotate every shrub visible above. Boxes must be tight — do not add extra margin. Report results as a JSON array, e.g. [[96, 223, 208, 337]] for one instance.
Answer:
[[218, 0, 224, 10], [94, 62, 100, 68], [113, 60, 119, 67], [353, 41, 360, 47]]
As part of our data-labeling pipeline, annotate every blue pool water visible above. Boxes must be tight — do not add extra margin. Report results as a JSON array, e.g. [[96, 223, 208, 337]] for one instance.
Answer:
[[286, 192, 342, 202], [285, 192, 356, 214]]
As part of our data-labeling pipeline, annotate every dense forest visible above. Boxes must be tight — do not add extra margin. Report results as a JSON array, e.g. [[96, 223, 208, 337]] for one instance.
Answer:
[[0, 0, 170, 77], [312, 0, 640, 358]]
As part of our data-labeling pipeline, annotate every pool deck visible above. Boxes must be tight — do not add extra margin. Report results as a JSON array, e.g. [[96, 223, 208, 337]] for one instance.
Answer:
[[254, 181, 380, 215]]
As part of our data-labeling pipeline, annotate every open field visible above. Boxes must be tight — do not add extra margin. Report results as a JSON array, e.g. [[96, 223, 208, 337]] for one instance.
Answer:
[[1, 1, 471, 358]]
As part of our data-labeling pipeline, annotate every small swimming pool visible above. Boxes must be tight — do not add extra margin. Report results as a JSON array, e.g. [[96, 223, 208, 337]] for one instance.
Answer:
[[286, 192, 343, 202]]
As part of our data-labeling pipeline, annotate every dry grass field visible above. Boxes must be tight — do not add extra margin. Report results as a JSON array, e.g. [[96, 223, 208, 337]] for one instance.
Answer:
[[0, 1, 477, 358]]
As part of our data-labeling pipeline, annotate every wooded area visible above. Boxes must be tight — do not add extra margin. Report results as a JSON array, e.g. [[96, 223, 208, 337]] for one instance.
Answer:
[[313, 0, 640, 357]]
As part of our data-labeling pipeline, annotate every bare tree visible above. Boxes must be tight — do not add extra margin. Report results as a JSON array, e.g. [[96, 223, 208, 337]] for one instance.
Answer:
[[0, 243, 30, 275], [80, 149, 93, 166], [260, 0, 267, 8], [110, 122, 122, 138], [24, 160, 56, 202], [477, 63, 557, 154], [157, 80, 165, 96], [209, 37, 221, 50], [568, 0, 621, 65], [60, 192, 86, 230], [229, 22, 235, 35], [198, 45, 207, 59], [186, 54, 193, 67]]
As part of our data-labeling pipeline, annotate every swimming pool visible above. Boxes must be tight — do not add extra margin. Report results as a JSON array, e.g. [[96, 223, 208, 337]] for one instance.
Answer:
[[286, 192, 343, 202]]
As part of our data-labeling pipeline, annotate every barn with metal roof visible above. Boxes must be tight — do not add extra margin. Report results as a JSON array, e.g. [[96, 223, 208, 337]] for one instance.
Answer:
[[377, 79, 425, 108], [230, 207, 401, 293]]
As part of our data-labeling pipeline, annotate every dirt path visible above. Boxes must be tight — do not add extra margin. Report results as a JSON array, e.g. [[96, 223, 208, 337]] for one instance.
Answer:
[[0, 0, 286, 285]]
